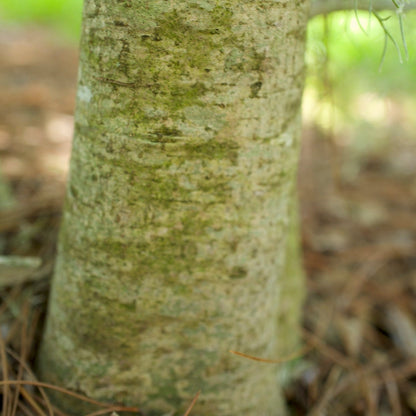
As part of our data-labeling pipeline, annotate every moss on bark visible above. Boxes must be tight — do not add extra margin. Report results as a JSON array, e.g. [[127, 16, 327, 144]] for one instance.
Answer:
[[38, 1, 310, 414]]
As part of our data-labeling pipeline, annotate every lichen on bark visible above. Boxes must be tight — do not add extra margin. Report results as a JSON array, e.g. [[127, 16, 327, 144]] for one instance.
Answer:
[[38, 1, 310, 415]]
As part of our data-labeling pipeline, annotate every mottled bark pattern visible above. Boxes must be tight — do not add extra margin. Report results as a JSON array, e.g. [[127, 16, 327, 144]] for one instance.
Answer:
[[39, 1, 309, 414]]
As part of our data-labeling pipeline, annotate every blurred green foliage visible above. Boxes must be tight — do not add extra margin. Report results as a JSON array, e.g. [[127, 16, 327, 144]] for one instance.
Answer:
[[0, 0, 83, 41], [306, 10, 416, 136], [307, 10, 416, 101], [306, 9, 416, 166]]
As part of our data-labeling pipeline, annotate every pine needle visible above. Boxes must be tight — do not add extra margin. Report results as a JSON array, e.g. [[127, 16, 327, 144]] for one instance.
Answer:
[[0, 380, 140, 413], [6, 347, 54, 416], [229, 344, 312, 364], [0, 327, 11, 416], [183, 391, 200, 416], [19, 387, 48, 416], [354, 0, 368, 34]]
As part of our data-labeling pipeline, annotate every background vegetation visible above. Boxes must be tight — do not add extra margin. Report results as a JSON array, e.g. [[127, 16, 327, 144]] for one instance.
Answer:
[[0, 0, 83, 41], [306, 8, 416, 156]]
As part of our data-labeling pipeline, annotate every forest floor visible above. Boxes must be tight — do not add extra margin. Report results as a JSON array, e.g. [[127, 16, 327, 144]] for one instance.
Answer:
[[0, 27, 416, 416]]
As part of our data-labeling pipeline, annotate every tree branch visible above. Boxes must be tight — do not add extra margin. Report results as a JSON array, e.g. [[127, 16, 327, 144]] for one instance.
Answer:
[[310, 0, 416, 17]]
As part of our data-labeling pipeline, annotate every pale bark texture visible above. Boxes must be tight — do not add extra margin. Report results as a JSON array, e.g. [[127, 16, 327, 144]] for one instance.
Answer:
[[38, 1, 309, 415]]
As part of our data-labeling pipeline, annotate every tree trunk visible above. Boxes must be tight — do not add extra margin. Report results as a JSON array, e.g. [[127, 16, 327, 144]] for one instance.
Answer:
[[38, 1, 309, 415]]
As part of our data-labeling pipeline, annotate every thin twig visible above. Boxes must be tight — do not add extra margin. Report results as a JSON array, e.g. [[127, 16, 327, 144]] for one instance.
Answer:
[[183, 391, 200, 416], [230, 344, 312, 364]]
